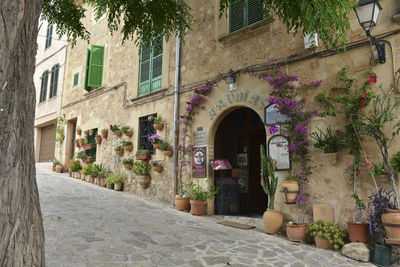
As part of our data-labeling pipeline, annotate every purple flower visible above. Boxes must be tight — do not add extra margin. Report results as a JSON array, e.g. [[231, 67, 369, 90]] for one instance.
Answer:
[[313, 110, 318, 115], [269, 124, 279, 135], [289, 145, 297, 151]]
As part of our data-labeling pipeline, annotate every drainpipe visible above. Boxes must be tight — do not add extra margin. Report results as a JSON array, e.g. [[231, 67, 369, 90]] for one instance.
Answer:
[[172, 32, 181, 206]]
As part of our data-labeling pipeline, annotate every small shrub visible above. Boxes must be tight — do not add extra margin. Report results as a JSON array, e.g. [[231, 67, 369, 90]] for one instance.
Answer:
[[132, 160, 150, 176], [121, 126, 131, 133], [160, 142, 172, 151], [123, 158, 133, 165], [306, 220, 346, 249]]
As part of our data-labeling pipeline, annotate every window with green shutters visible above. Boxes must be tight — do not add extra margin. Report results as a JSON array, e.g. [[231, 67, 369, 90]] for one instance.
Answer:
[[45, 24, 53, 49], [84, 45, 104, 91], [229, 0, 264, 33], [138, 36, 163, 96], [49, 64, 59, 98], [39, 70, 49, 103], [73, 73, 79, 87]]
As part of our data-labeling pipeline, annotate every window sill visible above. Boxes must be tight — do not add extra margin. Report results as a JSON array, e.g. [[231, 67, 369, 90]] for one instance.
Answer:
[[48, 96, 57, 100], [218, 17, 274, 45], [130, 88, 168, 105], [83, 86, 105, 97]]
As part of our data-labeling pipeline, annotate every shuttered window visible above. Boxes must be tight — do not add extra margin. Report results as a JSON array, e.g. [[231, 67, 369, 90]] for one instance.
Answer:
[[229, 0, 263, 33], [39, 71, 49, 103], [138, 36, 163, 96], [49, 64, 59, 98], [45, 24, 53, 49], [73, 73, 79, 87], [84, 45, 104, 91]]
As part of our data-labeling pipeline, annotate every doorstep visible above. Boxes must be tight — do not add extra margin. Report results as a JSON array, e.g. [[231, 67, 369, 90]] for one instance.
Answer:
[[212, 215, 264, 232]]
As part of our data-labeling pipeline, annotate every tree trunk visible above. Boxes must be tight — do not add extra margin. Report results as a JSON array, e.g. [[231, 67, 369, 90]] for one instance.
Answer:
[[0, 0, 45, 266]]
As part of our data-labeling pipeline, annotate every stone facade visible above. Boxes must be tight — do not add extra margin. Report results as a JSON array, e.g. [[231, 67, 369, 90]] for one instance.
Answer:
[[59, 0, 400, 225]]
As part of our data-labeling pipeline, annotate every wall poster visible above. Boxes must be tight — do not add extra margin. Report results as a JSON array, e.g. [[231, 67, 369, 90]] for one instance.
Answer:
[[267, 135, 291, 171], [264, 104, 290, 126], [192, 147, 206, 177]]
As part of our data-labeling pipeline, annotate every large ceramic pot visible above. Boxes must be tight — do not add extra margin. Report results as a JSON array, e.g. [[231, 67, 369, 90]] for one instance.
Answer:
[[286, 223, 308, 242], [136, 175, 151, 188], [281, 181, 299, 204], [85, 175, 91, 182], [175, 197, 190, 211], [101, 130, 108, 139], [325, 152, 337, 165], [263, 209, 283, 234], [77, 129, 82, 135], [89, 176, 95, 183], [381, 209, 400, 239], [347, 222, 369, 243], [55, 164, 63, 173], [114, 130, 122, 136], [74, 172, 81, 179], [190, 199, 206, 216], [81, 174, 86, 181], [153, 123, 164, 130], [314, 236, 333, 249], [124, 145, 133, 152], [114, 182, 122, 191], [52, 166, 56, 172]]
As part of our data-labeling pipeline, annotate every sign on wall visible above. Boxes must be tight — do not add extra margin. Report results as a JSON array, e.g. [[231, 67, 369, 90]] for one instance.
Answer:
[[192, 147, 206, 177], [194, 129, 207, 147], [264, 104, 290, 126], [267, 135, 291, 171]]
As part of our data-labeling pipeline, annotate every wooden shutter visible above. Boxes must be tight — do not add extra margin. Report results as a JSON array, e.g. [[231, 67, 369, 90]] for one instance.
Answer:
[[87, 45, 104, 88], [230, 0, 245, 32], [247, 0, 263, 25], [84, 48, 90, 91], [139, 44, 151, 96], [39, 71, 49, 102], [45, 24, 53, 48], [151, 36, 163, 91], [49, 64, 59, 98]]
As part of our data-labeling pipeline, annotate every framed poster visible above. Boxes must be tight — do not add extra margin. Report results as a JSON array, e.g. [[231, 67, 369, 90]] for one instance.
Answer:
[[264, 104, 290, 126], [267, 135, 291, 171], [192, 147, 206, 177]]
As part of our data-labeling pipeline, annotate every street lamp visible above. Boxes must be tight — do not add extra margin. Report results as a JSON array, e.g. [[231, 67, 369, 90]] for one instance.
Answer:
[[354, 0, 386, 63]]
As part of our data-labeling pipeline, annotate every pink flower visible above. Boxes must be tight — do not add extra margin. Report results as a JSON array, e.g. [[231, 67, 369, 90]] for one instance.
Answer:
[[360, 92, 367, 99], [346, 161, 351, 165], [340, 104, 343, 108], [356, 170, 360, 174], [370, 166, 375, 170], [369, 74, 377, 84], [361, 101, 365, 107]]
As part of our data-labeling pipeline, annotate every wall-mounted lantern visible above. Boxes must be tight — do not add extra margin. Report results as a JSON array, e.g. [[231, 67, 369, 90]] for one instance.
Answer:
[[225, 69, 237, 91]]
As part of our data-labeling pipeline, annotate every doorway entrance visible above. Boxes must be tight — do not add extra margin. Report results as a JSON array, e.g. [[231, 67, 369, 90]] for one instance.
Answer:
[[214, 107, 267, 216]]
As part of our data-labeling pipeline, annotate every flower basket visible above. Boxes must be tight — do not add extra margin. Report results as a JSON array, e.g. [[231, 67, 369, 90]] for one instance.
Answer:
[[124, 144, 133, 152], [78, 139, 84, 147], [77, 129, 82, 135], [114, 130, 122, 136], [281, 181, 299, 204], [116, 150, 124, 156], [83, 143, 95, 150], [83, 157, 94, 163], [153, 143, 161, 149], [95, 135, 102, 144], [175, 197, 190, 211], [136, 175, 151, 188], [190, 199, 206, 216], [152, 166, 163, 173], [136, 152, 151, 160], [101, 130, 108, 139], [154, 123, 164, 130], [124, 130, 133, 137], [75, 140, 80, 148], [124, 163, 132, 170], [162, 150, 173, 157]]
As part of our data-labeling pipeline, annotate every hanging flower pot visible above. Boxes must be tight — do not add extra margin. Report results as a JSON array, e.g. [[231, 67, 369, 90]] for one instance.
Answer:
[[152, 166, 163, 173], [163, 150, 173, 157], [95, 135, 102, 144], [281, 181, 299, 204], [83, 143, 95, 150], [153, 123, 164, 130], [75, 140, 80, 148], [124, 130, 133, 137], [101, 129, 108, 139], [77, 128, 82, 135], [78, 139, 84, 147], [123, 163, 132, 170], [135, 150, 151, 160], [83, 156, 94, 163], [153, 143, 161, 149], [114, 129, 122, 136], [115, 149, 124, 156], [124, 144, 133, 152]]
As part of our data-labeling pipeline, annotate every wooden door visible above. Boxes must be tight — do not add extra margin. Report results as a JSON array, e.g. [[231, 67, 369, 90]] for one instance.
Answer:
[[39, 125, 55, 162]]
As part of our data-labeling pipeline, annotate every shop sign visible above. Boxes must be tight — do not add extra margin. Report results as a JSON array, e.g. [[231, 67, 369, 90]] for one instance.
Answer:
[[192, 147, 206, 177], [194, 129, 207, 147], [264, 104, 290, 125], [209, 159, 232, 170], [267, 135, 291, 171]]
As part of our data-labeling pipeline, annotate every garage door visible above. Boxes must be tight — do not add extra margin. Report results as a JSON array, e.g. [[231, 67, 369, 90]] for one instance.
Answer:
[[39, 125, 55, 162]]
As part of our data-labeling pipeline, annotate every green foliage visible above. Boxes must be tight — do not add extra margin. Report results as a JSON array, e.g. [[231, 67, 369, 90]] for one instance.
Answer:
[[114, 146, 124, 151], [306, 220, 347, 250], [132, 160, 150, 176], [122, 158, 133, 165], [82, 164, 94, 175], [120, 140, 132, 146], [391, 152, 400, 172], [121, 126, 131, 133], [310, 127, 346, 153], [160, 142, 171, 151], [91, 164, 111, 178], [370, 162, 386, 175], [148, 114, 162, 124], [53, 158, 60, 167], [182, 182, 220, 201], [284, 175, 298, 182], [106, 172, 127, 185], [69, 161, 82, 172], [260, 145, 278, 210], [55, 116, 66, 145], [220, 0, 356, 49], [101, 128, 108, 132], [136, 149, 149, 154], [75, 150, 87, 159], [149, 160, 160, 167]]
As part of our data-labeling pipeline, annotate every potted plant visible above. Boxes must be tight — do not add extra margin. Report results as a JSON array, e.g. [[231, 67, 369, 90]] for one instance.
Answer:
[[69, 161, 82, 179], [369, 188, 397, 238], [106, 172, 127, 191], [110, 124, 122, 136], [347, 193, 369, 243], [78, 138, 85, 147], [92, 164, 110, 186], [160, 141, 173, 157], [260, 145, 282, 234], [121, 140, 133, 152], [84, 130, 89, 137], [75, 150, 87, 161], [82, 164, 93, 182], [114, 146, 124, 156], [75, 139, 80, 148], [148, 114, 163, 130], [310, 127, 346, 164], [286, 193, 308, 242], [89, 129, 94, 136], [121, 126, 133, 137], [95, 134, 102, 144], [150, 160, 163, 173], [183, 181, 219, 216], [132, 160, 151, 188], [122, 158, 133, 169], [391, 152, 400, 179], [148, 134, 162, 149], [77, 127, 82, 136], [135, 149, 151, 160], [55, 162, 64, 173], [307, 220, 346, 249], [83, 141, 95, 150], [101, 128, 108, 139], [52, 158, 59, 171], [281, 175, 299, 204]]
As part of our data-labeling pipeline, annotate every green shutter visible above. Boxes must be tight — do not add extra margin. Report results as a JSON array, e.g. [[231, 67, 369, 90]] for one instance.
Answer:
[[230, 0, 245, 32], [84, 48, 90, 91], [247, 0, 263, 25], [139, 44, 151, 96], [39, 71, 49, 102], [73, 73, 79, 87], [87, 45, 104, 88], [49, 64, 59, 98], [151, 37, 163, 91]]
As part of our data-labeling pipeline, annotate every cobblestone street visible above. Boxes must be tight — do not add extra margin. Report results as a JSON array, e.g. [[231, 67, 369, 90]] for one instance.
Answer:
[[37, 163, 373, 267]]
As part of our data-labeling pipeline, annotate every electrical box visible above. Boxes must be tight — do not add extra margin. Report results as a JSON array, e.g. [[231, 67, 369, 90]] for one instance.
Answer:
[[304, 33, 318, 49]]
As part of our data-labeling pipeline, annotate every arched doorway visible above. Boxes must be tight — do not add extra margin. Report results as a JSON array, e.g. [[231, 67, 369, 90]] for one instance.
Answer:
[[214, 107, 267, 216]]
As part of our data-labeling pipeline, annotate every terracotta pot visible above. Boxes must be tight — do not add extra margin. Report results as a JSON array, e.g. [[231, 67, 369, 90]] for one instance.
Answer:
[[114, 182, 122, 191], [75, 172, 81, 179], [83, 143, 95, 150], [90, 176, 95, 183], [69, 171, 72, 177], [100, 178, 106, 187], [75, 141, 80, 148], [153, 123, 164, 130], [78, 140, 84, 147], [263, 209, 283, 234], [162, 150, 173, 157], [190, 199, 206, 216], [136, 175, 151, 188], [95, 135, 102, 144], [175, 197, 190, 211], [136, 152, 150, 160], [153, 143, 161, 149], [124, 163, 132, 170], [124, 144, 133, 152], [381, 209, 400, 239], [152, 166, 163, 173], [124, 130, 133, 137], [281, 181, 299, 204], [81, 174, 86, 181], [347, 222, 369, 243], [114, 130, 122, 136], [52, 166, 56, 172], [314, 236, 333, 249], [83, 157, 94, 163], [115, 150, 124, 156], [286, 223, 308, 242], [325, 152, 337, 165], [77, 129, 82, 135], [101, 130, 108, 139]]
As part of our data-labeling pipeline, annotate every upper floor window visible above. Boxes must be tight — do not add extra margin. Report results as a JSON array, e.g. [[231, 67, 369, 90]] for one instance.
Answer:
[[84, 45, 105, 91], [39, 70, 49, 103], [49, 64, 59, 98], [45, 24, 53, 49], [229, 0, 264, 33], [138, 36, 163, 96]]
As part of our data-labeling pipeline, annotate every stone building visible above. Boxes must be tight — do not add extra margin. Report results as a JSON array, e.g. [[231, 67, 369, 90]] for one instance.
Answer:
[[34, 19, 67, 162], [58, 0, 400, 225]]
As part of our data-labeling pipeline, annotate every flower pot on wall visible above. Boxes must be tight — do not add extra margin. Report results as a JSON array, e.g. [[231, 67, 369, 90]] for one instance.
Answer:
[[135, 152, 150, 160], [124, 130, 133, 137], [77, 129, 82, 135], [75, 141, 80, 148], [95, 135, 102, 144], [175, 197, 190, 211], [114, 130, 122, 136], [162, 150, 173, 157], [101, 130, 108, 139], [381, 209, 400, 239], [124, 163, 132, 170], [136, 175, 151, 188], [124, 145, 133, 152], [153, 123, 164, 130], [286, 224, 308, 242], [116, 150, 124, 156], [281, 181, 299, 204], [190, 200, 206, 216], [83, 143, 95, 150], [83, 157, 94, 163], [347, 222, 369, 243], [152, 166, 163, 173], [153, 143, 161, 149], [314, 236, 333, 249], [78, 140, 84, 147], [263, 209, 283, 234], [325, 152, 338, 165]]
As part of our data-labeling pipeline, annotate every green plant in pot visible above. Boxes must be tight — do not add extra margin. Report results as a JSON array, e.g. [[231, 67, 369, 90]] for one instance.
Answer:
[[160, 141, 173, 157], [69, 161, 82, 178], [106, 172, 127, 191], [310, 126, 346, 164], [122, 158, 133, 169], [307, 220, 346, 249], [260, 145, 282, 234], [121, 126, 133, 137], [183, 181, 219, 216], [114, 145, 124, 156], [92, 164, 108, 185], [347, 192, 369, 243], [390, 152, 400, 178], [82, 164, 93, 182], [132, 160, 151, 188], [121, 140, 133, 152], [135, 149, 150, 160], [148, 114, 164, 130]]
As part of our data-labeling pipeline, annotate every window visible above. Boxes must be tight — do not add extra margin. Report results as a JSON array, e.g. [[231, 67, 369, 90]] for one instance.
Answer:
[[138, 36, 163, 96], [139, 116, 156, 154], [84, 45, 105, 91], [39, 70, 49, 103], [230, 0, 263, 33], [49, 64, 59, 98], [73, 73, 79, 87], [45, 24, 53, 49], [95, 4, 106, 20]]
